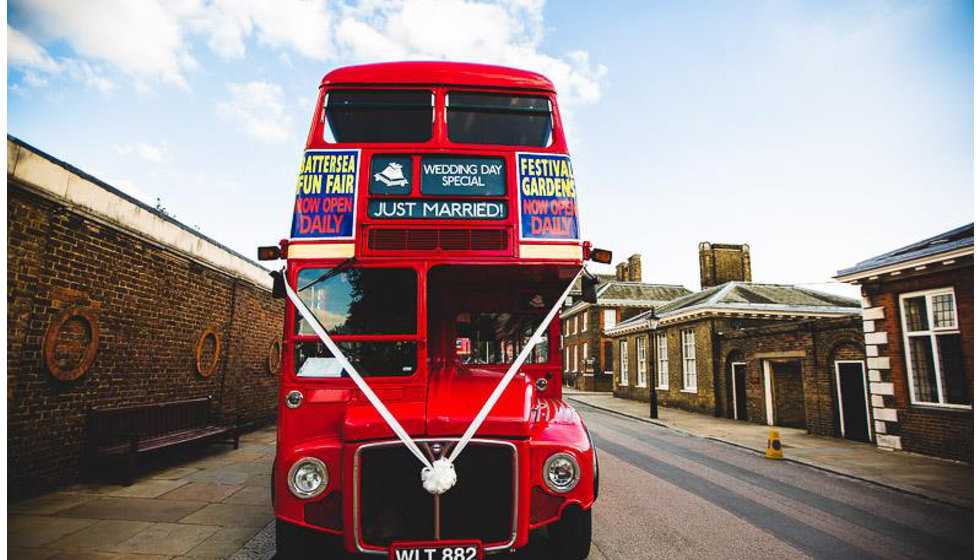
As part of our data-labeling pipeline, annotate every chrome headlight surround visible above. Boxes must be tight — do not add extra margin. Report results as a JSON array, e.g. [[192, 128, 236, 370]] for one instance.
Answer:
[[543, 451, 580, 494], [287, 457, 328, 499]]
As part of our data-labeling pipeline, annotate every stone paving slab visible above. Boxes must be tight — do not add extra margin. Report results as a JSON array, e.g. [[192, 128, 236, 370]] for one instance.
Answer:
[[106, 522, 220, 556], [10, 492, 98, 515], [59, 497, 210, 522], [9, 515, 100, 548], [47, 519, 154, 552], [179, 503, 274, 528], [160, 482, 246, 503], [566, 391, 974, 508], [222, 484, 270, 506], [108, 478, 191, 499], [8, 425, 279, 560], [176, 526, 264, 560]]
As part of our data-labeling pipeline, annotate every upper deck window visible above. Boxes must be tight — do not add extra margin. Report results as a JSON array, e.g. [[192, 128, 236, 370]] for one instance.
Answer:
[[324, 89, 433, 143], [447, 92, 552, 147]]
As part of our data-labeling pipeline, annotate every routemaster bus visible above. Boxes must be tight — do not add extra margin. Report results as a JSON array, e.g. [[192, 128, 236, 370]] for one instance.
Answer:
[[259, 61, 610, 560]]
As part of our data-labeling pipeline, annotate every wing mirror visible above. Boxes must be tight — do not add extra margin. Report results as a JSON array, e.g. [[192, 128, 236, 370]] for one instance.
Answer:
[[582, 274, 598, 304], [271, 271, 286, 299]]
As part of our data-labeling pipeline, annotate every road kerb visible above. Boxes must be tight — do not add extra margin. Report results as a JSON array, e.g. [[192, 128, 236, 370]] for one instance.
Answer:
[[566, 396, 972, 511]]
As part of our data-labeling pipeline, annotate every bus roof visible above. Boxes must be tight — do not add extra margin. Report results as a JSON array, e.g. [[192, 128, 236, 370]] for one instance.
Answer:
[[321, 61, 555, 92]]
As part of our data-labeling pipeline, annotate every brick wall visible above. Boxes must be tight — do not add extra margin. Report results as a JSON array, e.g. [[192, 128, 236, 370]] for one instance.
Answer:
[[718, 317, 864, 436], [8, 170, 283, 498], [859, 262, 973, 462]]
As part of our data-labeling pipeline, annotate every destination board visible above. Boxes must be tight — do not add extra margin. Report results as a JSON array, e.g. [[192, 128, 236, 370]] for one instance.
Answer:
[[420, 156, 506, 196], [368, 199, 507, 220]]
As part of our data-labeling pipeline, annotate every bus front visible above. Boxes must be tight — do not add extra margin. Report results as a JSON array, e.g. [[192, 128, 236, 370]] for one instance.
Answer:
[[264, 61, 601, 560]]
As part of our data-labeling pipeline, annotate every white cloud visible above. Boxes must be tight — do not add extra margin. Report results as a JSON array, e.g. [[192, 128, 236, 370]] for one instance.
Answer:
[[334, 0, 606, 107], [113, 143, 166, 163], [217, 82, 292, 143], [8, 25, 60, 73], [10, 0, 603, 107], [13, 0, 195, 89]]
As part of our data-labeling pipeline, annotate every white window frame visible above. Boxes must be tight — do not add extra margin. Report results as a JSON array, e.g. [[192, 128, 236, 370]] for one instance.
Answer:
[[565, 346, 570, 373], [572, 344, 578, 372], [582, 342, 589, 371], [898, 287, 969, 409], [604, 309, 616, 328], [636, 337, 648, 388], [581, 312, 588, 332], [681, 329, 697, 392], [834, 360, 872, 441], [619, 339, 629, 386], [656, 332, 669, 389]]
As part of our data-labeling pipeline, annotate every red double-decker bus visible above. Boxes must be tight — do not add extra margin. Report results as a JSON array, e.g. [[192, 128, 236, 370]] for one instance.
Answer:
[[260, 61, 609, 560]]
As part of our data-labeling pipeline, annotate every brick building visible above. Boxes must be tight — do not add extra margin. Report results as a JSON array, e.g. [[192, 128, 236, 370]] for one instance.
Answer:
[[717, 317, 867, 439], [7, 137, 284, 498], [605, 243, 860, 434], [559, 255, 689, 391], [836, 224, 973, 462]]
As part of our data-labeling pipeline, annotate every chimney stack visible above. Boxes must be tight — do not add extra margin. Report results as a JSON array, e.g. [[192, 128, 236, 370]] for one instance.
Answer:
[[627, 254, 642, 282], [699, 242, 751, 289], [616, 262, 627, 281]]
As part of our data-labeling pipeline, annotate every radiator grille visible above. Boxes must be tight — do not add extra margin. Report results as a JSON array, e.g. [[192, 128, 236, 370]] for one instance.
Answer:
[[367, 229, 508, 252], [356, 441, 515, 550]]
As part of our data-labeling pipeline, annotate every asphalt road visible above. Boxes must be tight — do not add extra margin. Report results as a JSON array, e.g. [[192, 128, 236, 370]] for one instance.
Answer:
[[249, 402, 972, 560], [575, 402, 973, 560]]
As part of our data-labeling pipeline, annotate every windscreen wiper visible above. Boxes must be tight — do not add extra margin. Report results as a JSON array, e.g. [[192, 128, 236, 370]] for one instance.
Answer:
[[297, 257, 357, 292]]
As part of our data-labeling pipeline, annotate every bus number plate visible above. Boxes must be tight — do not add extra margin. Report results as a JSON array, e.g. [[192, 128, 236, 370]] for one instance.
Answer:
[[389, 541, 482, 560]]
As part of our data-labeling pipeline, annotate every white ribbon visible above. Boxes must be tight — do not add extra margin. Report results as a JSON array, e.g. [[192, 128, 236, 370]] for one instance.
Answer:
[[447, 268, 582, 463], [282, 267, 583, 494]]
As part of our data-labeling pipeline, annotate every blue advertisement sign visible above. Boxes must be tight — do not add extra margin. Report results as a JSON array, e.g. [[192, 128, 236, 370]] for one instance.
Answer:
[[516, 153, 579, 241], [421, 156, 506, 196], [291, 149, 360, 239]]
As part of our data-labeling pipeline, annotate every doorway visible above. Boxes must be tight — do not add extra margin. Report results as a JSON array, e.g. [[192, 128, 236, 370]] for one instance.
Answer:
[[763, 359, 805, 428], [731, 362, 747, 420], [835, 361, 871, 442]]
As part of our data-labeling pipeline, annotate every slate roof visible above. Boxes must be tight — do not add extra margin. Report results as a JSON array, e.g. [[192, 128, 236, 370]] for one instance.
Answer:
[[655, 281, 860, 318], [561, 279, 691, 318], [598, 282, 692, 303], [836, 223, 974, 279]]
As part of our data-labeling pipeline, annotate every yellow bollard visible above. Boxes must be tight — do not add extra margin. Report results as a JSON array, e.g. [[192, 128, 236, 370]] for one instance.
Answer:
[[766, 428, 784, 460]]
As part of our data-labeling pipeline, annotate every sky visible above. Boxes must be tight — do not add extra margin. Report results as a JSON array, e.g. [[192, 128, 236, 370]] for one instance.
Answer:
[[6, 0, 974, 298]]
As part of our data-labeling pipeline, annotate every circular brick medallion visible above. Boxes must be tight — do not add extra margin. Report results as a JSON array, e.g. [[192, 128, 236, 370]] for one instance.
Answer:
[[268, 339, 282, 375], [196, 327, 221, 377], [43, 307, 100, 381]]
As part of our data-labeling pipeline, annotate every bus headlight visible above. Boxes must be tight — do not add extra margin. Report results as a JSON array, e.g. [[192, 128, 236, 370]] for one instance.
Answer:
[[543, 452, 580, 493], [288, 457, 328, 499]]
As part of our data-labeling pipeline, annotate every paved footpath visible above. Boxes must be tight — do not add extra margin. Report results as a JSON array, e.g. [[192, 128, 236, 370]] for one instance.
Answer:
[[565, 390, 973, 509], [9, 426, 278, 560]]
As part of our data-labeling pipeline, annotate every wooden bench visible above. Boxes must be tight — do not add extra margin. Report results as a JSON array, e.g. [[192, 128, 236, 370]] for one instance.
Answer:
[[86, 397, 239, 485]]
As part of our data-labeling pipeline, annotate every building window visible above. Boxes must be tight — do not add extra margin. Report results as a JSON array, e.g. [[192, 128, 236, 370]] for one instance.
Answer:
[[572, 344, 578, 372], [581, 311, 588, 332], [899, 288, 968, 407], [604, 309, 616, 328], [636, 337, 648, 388], [682, 329, 697, 392], [603, 340, 613, 374], [620, 339, 629, 386], [573, 315, 578, 334], [656, 332, 669, 389], [565, 346, 570, 373], [582, 342, 589, 372]]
